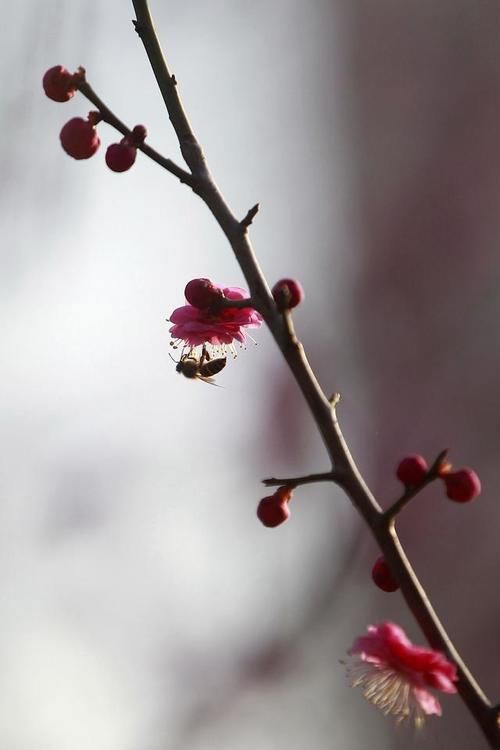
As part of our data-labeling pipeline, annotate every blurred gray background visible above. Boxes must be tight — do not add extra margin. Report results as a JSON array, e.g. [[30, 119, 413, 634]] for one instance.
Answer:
[[2, 1, 499, 748]]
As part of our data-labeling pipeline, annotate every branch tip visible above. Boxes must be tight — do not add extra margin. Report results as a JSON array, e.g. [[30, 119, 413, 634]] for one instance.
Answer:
[[262, 471, 338, 489], [240, 203, 260, 228], [430, 448, 449, 475], [329, 392, 341, 408]]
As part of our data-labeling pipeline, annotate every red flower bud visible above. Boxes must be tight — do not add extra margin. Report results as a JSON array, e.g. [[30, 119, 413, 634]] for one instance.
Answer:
[[272, 278, 304, 310], [257, 491, 291, 528], [60, 117, 100, 160], [442, 468, 481, 503], [43, 65, 78, 102], [274, 485, 293, 503], [184, 278, 223, 309], [105, 140, 137, 172], [396, 455, 428, 486], [131, 124, 147, 145], [371, 556, 400, 592]]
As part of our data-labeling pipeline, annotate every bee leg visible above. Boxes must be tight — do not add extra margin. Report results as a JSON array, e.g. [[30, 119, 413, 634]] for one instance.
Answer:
[[201, 344, 211, 364]]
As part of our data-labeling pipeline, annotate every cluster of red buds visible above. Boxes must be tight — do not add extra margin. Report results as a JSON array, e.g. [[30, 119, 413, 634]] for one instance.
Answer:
[[43, 65, 147, 172], [370, 454, 482, 593], [396, 454, 481, 503], [257, 486, 293, 527]]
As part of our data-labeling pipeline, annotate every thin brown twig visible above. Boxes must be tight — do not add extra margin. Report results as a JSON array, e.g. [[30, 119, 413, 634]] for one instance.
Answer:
[[262, 471, 341, 489], [241, 203, 260, 228], [384, 449, 450, 520], [77, 79, 194, 186], [129, 1, 500, 745], [211, 297, 258, 311]]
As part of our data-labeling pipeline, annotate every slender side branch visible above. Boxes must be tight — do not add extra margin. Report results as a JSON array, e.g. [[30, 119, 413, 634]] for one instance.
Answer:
[[212, 297, 258, 311], [263, 471, 341, 489], [78, 80, 194, 186], [241, 203, 260, 228], [130, 2, 500, 745], [385, 450, 450, 520]]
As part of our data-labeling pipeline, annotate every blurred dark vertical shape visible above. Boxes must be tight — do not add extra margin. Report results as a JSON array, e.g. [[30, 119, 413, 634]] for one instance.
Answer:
[[340, 0, 500, 746]]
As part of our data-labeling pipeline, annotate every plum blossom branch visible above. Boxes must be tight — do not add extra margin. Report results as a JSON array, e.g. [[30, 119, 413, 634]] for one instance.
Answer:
[[129, 2, 499, 745]]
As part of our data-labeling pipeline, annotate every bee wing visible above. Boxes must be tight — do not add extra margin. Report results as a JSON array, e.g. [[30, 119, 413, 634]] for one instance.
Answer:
[[197, 375, 223, 387], [200, 358, 227, 378]]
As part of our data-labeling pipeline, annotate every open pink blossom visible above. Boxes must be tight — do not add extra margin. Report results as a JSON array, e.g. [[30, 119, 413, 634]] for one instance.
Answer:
[[168, 281, 262, 351], [346, 622, 458, 727]]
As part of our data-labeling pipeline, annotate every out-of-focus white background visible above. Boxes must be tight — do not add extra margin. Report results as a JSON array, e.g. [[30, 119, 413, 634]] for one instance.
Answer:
[[2, 1, 500, 748]]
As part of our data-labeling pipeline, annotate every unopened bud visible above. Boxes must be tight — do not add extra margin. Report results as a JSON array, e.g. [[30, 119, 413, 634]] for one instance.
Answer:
[[396, 455, 428, 487]]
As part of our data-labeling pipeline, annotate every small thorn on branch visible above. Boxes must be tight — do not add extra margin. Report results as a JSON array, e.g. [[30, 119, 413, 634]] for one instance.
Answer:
[[171, 74, 177, 86], [132, 19, 145, 37], [430, 448, 449, 476], [240, 203, 260, 228], [329, 392, 341, 408]]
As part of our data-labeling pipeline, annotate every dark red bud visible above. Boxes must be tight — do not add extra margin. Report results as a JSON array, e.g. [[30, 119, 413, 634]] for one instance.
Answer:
[[371, 556, 400, 592], [257, 494, 291, 528], [60, 117, 100, 159], [396, 455, 428, 486], [105, 141, 137, 172], [442, 468, 481, 503], [272, 278, 304, 310], [184, 278, 223, 309], [131, 124, 147, 145], [43, 65, 78, 102]]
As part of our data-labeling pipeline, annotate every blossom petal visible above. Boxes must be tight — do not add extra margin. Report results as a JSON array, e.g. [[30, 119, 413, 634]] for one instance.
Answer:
[[168, 282, 262, 350], [413, 688, 442, 716], [347, 622, 458, 727]]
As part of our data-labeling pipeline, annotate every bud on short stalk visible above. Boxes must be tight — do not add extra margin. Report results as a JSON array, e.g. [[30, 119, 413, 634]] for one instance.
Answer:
[[257, 486, 293, 528], [272, 278, 304, 311], [184, 278, 223, 309], [43, 65, 81, 102], [371, 556, 400, 592], [396, 455, 428, 487], [60, 116, 100, 159], [442, 468, 481, 503]]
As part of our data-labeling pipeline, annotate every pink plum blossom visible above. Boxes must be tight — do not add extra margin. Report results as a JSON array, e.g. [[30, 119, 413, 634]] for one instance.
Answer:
[[168, 281, 262, 352], [346, 622, 458, 727]]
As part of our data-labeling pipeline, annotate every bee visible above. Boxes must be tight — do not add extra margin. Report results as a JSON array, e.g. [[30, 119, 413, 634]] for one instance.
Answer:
[[171, 345, 227, 385]]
